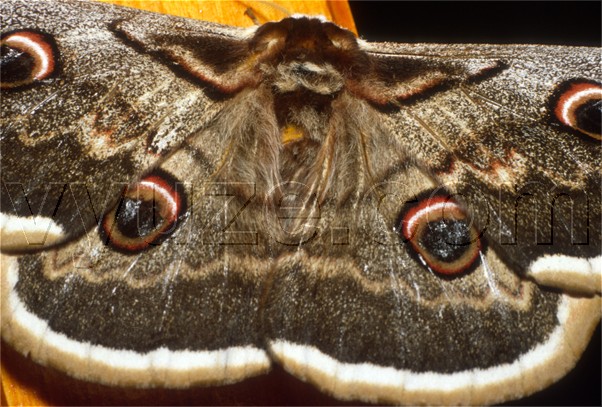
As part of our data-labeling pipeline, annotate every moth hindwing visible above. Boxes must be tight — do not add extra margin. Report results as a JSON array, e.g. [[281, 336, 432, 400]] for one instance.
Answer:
[[0, 0, 600, 405]]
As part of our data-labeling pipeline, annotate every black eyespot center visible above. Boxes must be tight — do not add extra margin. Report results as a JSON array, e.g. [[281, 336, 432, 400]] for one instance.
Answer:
[[100, 170, 186, 254], [397, 192, 483, 276], [575, 98, 602, 135], [420, 219, 472, 263], [1, 45, 35, 82], [116, 197, 165, 239]]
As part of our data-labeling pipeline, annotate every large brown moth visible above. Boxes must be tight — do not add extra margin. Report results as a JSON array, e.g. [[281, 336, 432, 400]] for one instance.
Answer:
[[1, 0, 600, 405]]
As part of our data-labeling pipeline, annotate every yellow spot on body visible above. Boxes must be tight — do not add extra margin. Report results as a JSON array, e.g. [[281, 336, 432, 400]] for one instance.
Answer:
[[281, 124, 304, 144]]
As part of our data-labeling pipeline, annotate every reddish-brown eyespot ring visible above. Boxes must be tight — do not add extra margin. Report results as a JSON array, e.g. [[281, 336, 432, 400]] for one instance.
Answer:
[[552, 80, 602, 140], [100, 173, 185, 253], [399, 195, 482, 276], [1, 30, 59, 90]]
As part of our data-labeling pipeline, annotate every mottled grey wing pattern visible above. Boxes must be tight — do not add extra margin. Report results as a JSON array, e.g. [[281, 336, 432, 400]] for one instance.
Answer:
[[1, 0, 275, 387], [1, 0, 600, 406], [370, 43, 601, 267], [1, 0, 230, 248]]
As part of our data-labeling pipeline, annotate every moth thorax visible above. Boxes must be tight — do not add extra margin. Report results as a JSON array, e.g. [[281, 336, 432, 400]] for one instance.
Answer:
[[274, 90, 334, 143], [272, 61, 343, 95]]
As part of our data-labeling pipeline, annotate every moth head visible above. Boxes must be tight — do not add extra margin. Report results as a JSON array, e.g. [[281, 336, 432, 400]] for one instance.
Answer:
[[251, 17, 363, 95], [251, 16, 360, 60]]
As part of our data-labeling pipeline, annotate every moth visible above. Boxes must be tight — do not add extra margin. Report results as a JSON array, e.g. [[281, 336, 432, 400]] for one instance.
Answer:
[[1, 0, 600, 405]]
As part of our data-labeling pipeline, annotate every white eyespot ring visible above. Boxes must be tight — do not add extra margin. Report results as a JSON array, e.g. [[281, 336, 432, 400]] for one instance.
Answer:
[[100, 172, 185, 253], [1, 30, 58, 89], [399, 195, 482, 276], [552, 80, 602, 140]]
